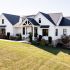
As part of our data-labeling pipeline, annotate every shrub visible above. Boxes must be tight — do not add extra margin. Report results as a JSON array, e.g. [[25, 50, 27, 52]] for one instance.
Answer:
[[31, 41, 38, 46], [56, 43, 63, 48], [29, 32, 32, 42], [9, 36, 16, 40], [16, 34, 22, 40], [40, 39, 47, 46], [48, 36, 52, 44], [0, 35, 7, 39], [7, 32, 10, 39], [38, 35, 42, 42], [61, 35, 70, 44]]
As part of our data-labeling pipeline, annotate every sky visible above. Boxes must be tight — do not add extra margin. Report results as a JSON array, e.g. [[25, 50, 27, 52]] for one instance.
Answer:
[[0, 0, 70, 16]]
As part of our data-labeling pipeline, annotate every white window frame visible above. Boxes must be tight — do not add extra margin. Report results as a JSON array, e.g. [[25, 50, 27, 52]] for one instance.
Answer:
[[63, 29, 67, 35]]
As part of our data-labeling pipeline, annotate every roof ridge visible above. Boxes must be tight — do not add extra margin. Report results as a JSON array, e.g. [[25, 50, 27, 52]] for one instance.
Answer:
[[39, 12, 62, 15], [2, 13, 20, 17]]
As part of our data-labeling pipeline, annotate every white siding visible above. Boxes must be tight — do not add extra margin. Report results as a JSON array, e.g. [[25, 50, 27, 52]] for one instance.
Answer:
[[35, 13, 54, 26], [53, 26, 70, 40], [13, 27, 22, 36], [0, 14, 14, 36], [34, 12, 56, 40]]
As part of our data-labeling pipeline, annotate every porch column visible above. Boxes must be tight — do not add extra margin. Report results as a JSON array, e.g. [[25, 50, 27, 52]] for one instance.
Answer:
[[25, 27, 27, 38], [32, 26, 34, 40]]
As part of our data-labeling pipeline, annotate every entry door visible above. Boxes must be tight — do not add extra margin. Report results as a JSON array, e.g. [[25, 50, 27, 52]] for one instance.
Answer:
[[42, 29, 48, 36]]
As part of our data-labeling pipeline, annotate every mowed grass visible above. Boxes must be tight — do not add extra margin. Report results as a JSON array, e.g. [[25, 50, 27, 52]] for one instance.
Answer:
[[0, 40, 70, 70]]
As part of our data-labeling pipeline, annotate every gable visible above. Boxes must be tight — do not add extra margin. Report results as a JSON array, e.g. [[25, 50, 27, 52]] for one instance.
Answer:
[[3, 13, 20, 25], [35, 12, 55, 26], [40, 12, 63, 25], [18, 18, 39, 27], [27, 18, 39, 26]]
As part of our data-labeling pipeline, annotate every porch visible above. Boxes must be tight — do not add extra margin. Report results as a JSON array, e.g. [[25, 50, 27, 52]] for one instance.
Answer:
[[22, 26, 38, 40]]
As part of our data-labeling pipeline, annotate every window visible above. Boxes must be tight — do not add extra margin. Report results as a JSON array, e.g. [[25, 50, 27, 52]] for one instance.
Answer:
[[2, 29, 5, 34], [23, 21, 27, 25], [55, 29, 58, 36], [23, 27, 25, 34], [0, 29, 5, 35], [63, 29, 67, 35], [34, 27, 37, 37], [42, 29, 48, 36], [39, 18, 41, 23], [2, 19, 4, 24], [28, 21, 31, 25]]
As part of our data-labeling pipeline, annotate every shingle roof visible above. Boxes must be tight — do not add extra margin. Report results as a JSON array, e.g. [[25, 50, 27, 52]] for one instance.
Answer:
[[40, 12, 62, 25], [59, 17, 70, 26], [22, 15, 35, 21], [27, 18, 39, 26], [3, 13, 20, 25]]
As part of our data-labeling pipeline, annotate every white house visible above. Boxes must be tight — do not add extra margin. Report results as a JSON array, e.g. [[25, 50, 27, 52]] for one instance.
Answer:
[[0, 12, 70, 41]]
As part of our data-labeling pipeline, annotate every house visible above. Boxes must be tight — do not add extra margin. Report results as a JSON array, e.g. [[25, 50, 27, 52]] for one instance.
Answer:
[[0, 13, 21, 36], [0, 12, 70, 41]]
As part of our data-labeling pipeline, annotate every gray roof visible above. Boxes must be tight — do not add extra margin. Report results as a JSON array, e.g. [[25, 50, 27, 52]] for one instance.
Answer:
[[59, 17, 70, 26], [0, 25, 6, 27], [40, 12, 62, 25], [3, 13, 20, 25], [27, 18, 39, 26], [22, 15, 35, 21]]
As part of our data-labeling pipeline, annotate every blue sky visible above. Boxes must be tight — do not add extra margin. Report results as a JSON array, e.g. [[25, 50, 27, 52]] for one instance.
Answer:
[[0, 0, 70, 16]]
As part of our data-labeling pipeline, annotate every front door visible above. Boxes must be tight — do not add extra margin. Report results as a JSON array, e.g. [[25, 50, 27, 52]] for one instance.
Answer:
[[42, 29, 48, 36]]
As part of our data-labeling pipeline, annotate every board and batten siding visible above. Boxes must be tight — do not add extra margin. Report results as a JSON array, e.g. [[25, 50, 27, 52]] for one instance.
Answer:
[[53, 26, 70, 40], [0, 14, 14, 36]]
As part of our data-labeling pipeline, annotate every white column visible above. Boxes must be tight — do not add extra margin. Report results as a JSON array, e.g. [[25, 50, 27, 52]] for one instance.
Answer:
[[25, 27, 27, 38], [32, 26, 34, 40]]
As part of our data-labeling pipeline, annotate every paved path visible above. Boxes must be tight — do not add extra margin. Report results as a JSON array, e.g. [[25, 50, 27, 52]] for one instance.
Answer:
[[0, 39, 29, 43]]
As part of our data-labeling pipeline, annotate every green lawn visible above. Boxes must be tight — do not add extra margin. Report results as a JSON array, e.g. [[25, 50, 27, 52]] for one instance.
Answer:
[[0, 40, 70, 70]]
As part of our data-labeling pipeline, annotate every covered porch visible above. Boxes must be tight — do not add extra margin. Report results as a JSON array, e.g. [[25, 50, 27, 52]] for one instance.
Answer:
[[22, 25, 38, 40], [17, 18, 39, 40]]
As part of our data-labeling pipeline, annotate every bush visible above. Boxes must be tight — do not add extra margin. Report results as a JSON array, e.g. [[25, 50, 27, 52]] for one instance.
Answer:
[[48, 36, 52, 44], [38, 35, 42, 42], [61, 35, 70, 44], [16, 34, 22, 40], [7, 32, 10, 39], [0, 35, 7, 39], [40, 39, 47, 46], [9, 36, 16, 40], [29, 32, 32, 42], [31, 41, 39, 46], [56, 43, 63, 47]]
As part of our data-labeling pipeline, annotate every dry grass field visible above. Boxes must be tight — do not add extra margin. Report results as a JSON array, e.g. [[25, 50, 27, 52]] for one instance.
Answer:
[[0, 40, 70, 70]]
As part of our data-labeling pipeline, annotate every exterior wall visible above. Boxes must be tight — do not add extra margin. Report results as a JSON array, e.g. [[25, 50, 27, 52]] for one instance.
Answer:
[[54, 26, 70, 40], [26, 27, 32, 34], [37, 26, 55, 40], [0, 14, 14, 36], [35, 12, 54, 26], [34, 12, 56, 40], [13, 27, 22, 36], [14, 26, 32, 38]]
